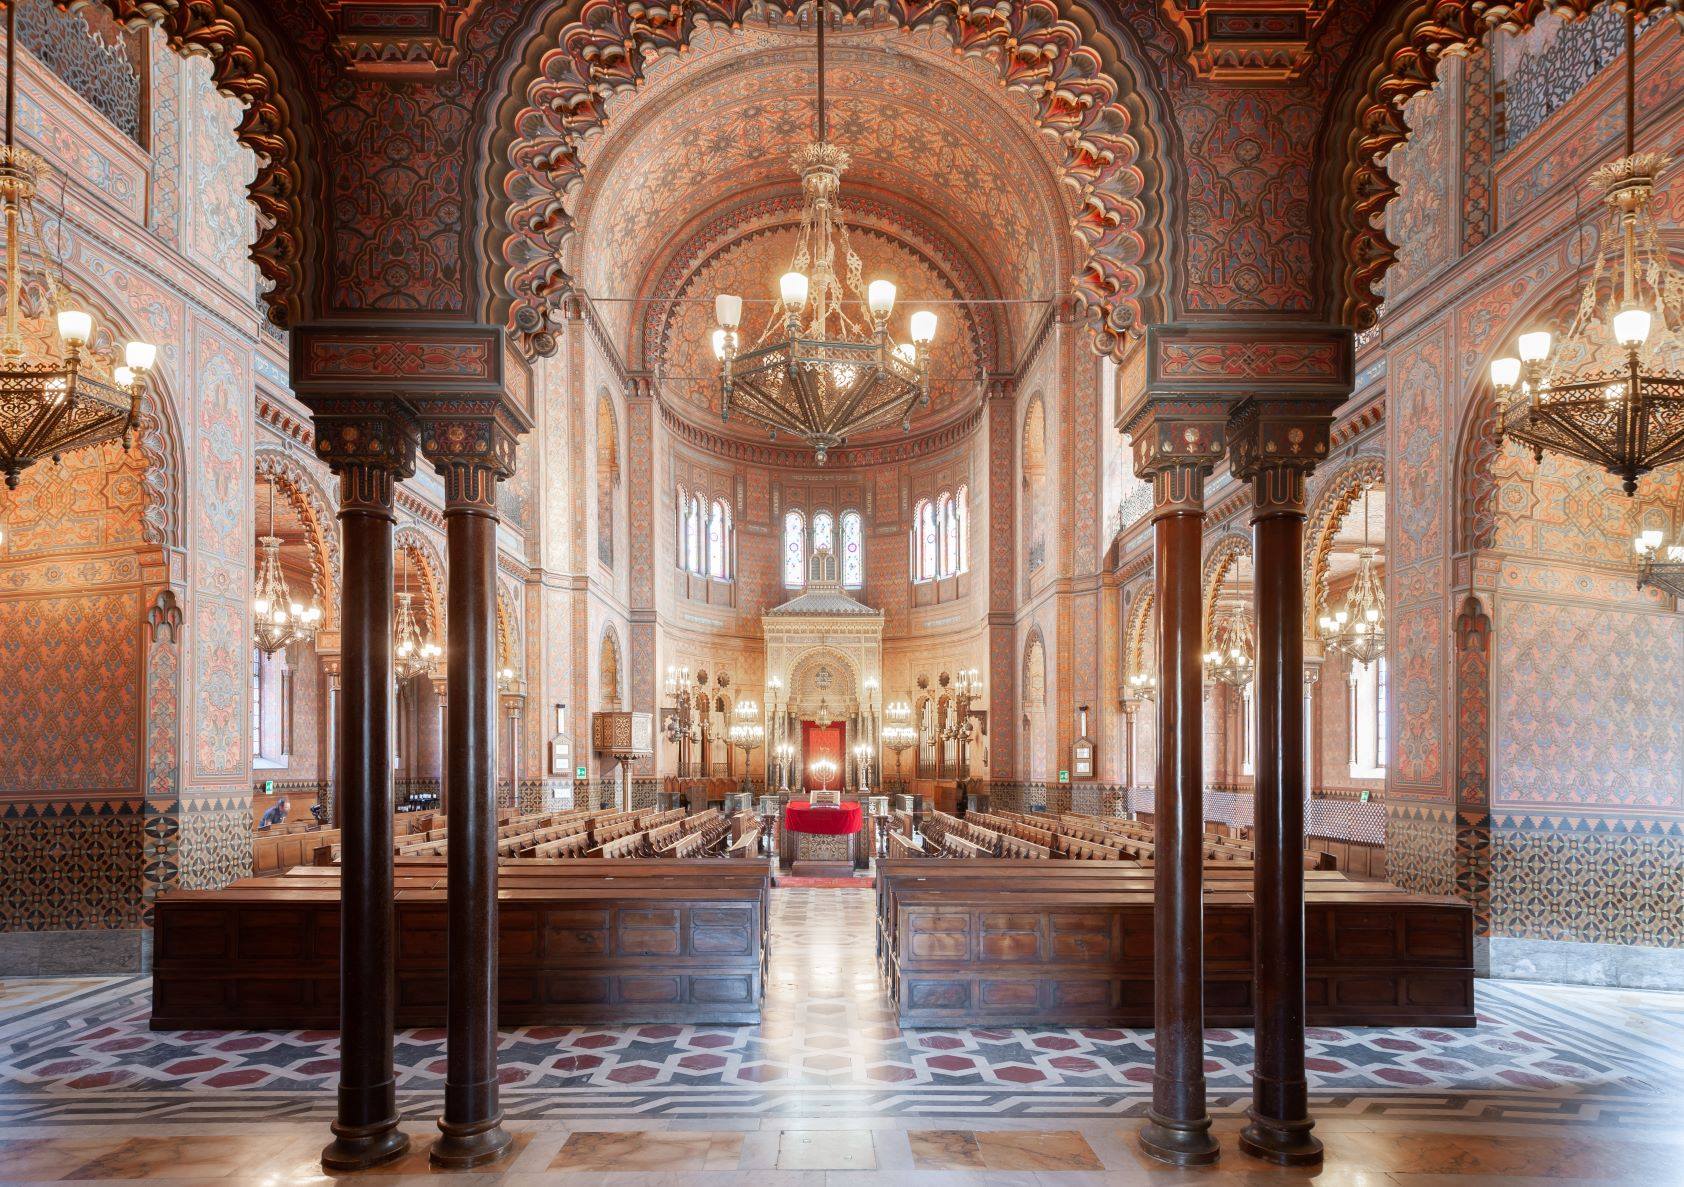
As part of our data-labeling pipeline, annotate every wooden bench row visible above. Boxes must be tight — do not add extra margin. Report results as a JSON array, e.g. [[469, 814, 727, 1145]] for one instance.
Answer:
[[151, 857, 775, 1029], [873, 859, 1474, 1029]]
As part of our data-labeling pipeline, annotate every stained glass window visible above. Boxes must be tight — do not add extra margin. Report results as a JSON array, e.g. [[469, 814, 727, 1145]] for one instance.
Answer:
[[708, 499, 731, 579], [812, 511, 834, 557], [919, 501, 938, 582], [841, 511, 863, 587], [686, 496, 704, 574], [783, 510, 806, 588], [938, 493, 956, 577]]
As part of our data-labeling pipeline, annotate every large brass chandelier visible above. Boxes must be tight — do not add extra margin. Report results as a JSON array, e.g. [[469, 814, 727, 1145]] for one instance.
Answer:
[[1634, 529, 1684, 599], [1490, 7, 1684, 496], [1318, 485, 1385, 667], [712, 14, 935, 465], [1204, 564, 1254, 689], [251, 480, 322, 655], [393, 591, 441, 681], [1, 4, 155, 491]]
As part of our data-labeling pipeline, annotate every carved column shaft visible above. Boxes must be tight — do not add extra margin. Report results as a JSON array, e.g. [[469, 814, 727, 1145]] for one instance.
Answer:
[[1127, 401, 1226, 1169], [421, 412, 518, 1170], [313, 406, 416, 1173], [1230, 398, 1335, 1168]]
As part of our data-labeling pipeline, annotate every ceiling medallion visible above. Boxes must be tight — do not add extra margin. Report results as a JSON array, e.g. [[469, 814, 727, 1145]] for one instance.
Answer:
[[1490, 7, 1684, 496], [712, 14, 935, 465], [0, 4, 155, 491]]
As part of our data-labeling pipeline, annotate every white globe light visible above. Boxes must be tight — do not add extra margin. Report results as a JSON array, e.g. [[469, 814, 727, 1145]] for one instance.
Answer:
[[1614, 305, 1653, 348], [57, 310, 93, 346], [1517, 330, 1552, 362], [867, 280, 896, 320]]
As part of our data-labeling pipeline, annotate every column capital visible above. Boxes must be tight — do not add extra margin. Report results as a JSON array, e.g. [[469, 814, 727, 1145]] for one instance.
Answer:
[[305, 399, 419, 511], [417, 400, 524, 511], [1123, 397, 1229, 516], [1227, 395, 1341, 516]]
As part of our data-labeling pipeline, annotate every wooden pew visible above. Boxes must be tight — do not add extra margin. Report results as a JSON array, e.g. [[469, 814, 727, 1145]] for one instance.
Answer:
[[874, 860, 1473, 1029], [152, 859, 773, 1029]]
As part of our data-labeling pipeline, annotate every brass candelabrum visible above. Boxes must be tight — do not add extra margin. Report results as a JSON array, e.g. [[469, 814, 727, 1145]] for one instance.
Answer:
[[881, 699, 917, 793]]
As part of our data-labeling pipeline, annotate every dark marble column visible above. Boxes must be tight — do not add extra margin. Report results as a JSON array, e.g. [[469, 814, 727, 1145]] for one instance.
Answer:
[[1229, 398, 1335, 1167], [1126, 401, 1226, 1168], [312, 405, 417, 1172], [420, 410, 519, 1169]]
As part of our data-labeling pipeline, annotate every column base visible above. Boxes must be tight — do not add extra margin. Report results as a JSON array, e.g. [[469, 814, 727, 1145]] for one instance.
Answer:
[[321, 1122, 409, 1171], [1239, 1112, 1323, 1167], [430, 1116, 513, 1169], [1138, 1111, 1220, 1166]]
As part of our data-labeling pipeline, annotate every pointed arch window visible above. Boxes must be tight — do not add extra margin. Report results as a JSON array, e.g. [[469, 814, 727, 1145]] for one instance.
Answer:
[[684, 495, 704, 575], [708, 498, 732, 580], [783, 510, 806, 588], [918, 501, 938, 582], [912, 488, 969, 583], [840, 510, 863, 588], [938, 492, 956, 576]]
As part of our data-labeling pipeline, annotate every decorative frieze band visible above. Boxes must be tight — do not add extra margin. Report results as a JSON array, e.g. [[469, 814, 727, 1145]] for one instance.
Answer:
[[291, 323, 509, 399]]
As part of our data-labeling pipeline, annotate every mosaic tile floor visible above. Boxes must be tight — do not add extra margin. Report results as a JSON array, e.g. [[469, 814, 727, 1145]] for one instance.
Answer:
[[3, 887, 1684, 1182]]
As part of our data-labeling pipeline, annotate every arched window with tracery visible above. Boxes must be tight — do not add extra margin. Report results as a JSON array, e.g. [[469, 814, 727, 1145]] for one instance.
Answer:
[[812, 510, 834, 557], [708, 498, 732, 580], [918, 500, 938, 581], [783, 510, 806, 588], [686, 495, 704, 575], [841, 510, 863, 587], [912, 489, 968, 583], [938, 492, 956, 575]]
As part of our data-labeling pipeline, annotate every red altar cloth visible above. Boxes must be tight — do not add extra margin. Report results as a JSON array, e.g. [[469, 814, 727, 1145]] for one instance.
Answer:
[[783, 800, 864, 836]]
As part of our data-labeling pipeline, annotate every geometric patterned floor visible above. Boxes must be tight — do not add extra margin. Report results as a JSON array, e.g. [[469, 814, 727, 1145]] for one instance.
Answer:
[[3, 887, 1683, 1128]]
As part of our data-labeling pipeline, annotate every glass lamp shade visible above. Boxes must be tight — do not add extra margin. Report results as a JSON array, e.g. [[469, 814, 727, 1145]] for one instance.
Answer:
[[1490, 356, 1522, 389], [909, 309, 937, 343], [1517, 330, 1552, 362], [113, 366, 135, 388], [56, 310, 93, 346], [712, 328, 729, 360], [1638, 529, 1665, 554], [866, 280, 896, 320], [714, 293, 743, 329], [1614, 305, 1653, 348], [124, 340, 158, 371], [779, 271, 809, 308]]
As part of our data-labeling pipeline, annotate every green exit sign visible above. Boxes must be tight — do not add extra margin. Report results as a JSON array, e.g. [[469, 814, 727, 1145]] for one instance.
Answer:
[[263, 779, 275, 794], [1058, 770, 1070, 784], [576, 765, 588, 780]]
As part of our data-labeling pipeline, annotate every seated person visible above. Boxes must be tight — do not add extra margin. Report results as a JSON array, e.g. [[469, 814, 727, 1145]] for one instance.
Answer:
[[310, 802, 326, 825], [257, 798, 290, 830]]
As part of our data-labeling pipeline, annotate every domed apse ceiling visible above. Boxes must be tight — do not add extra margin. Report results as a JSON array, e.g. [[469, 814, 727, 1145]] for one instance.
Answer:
[[562, 20, 1076, 448]]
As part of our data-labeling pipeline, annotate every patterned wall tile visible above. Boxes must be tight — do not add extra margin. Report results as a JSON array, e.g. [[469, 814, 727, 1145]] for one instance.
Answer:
[[0, 801, 144, 930], [0, 591, 140, 794]]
